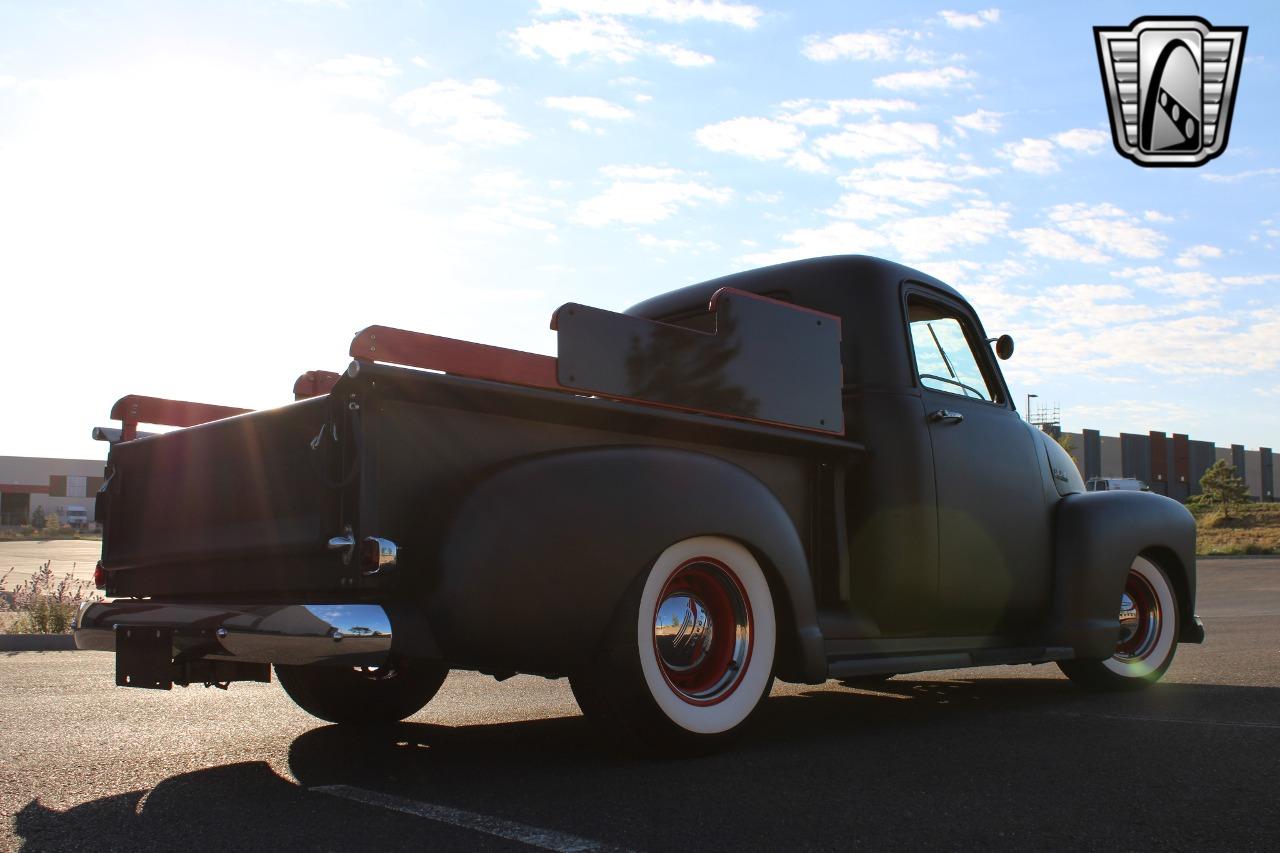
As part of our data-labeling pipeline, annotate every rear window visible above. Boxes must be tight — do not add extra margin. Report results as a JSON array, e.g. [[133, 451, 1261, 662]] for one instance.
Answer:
[[659, 290, 794, 333]]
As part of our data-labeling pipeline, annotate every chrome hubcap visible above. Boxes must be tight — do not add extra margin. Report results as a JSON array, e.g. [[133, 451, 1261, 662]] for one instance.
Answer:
[[654, 593, 713, 672], [1114, 572, 1161, 662], [652, 559, 753, 705], [1117, 593, 1140, 646]]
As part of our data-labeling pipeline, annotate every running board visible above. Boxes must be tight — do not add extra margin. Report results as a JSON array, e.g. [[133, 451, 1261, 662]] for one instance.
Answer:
[[828, 646, 1074, 679]]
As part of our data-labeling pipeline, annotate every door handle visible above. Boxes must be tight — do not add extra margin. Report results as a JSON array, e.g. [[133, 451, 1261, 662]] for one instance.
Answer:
[[928, 409, 965, 424]]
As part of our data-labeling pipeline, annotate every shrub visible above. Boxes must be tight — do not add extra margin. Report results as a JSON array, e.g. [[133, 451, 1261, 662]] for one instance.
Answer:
[[0, 561, 101, 634]]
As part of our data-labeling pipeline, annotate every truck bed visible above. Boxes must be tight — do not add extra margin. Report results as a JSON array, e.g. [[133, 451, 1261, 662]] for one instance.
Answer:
[[99, 362, 855, 602]]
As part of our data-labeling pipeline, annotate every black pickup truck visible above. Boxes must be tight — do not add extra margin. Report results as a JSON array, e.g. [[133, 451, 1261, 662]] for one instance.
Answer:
[[76, 255, 1202, 751]]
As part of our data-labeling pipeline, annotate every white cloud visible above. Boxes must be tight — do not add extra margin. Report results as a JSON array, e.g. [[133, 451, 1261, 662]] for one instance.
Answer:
[[514, 4, 751, 66], [874, 66, 974, 92], [312, 54, 400, 100], [544, 95, 634, 120], [778, 97, 917, 125], [1048, 203, 1166, 259], [535, 1, 763, 28], [824, 192, 910, 221], [600, 164, 684, 179], [314, 54, 398, 77], [1201, 166, 1280, 183], [882, 201, 1010, 258], [1051, 127, 1109, 153], [835, 157, 992, 207], [843, 177, 966, 206], [938, 9, 1001, 29], [953, 109, 1002, 134], [813, 120, 941, 159], [1143, 210, 1175, 223], [802, 31, 898, 62], [1220, 273, 1280, 285], [459, 171, 566, 235], [636, 233, 720, 252], [1115, 265, 1279, 297], [841, 157, 987, 182], [513, 16, 648, 64], [999, 129, 1112, 173], [575, 166, 731, 225], [694, 116, 805, 160], [651, 43, 716, 66], [1045, 283, 1133, 301], [1175, 244, 1223, 268], [393, 78, 530, 145], [786, 149, 831, 174], [0, 57, 536, 458], [998, 137, 1059, 174], [741, 200, 1009, 267], [512, 16, 714, 66], [1013, 227, 1110, 263]]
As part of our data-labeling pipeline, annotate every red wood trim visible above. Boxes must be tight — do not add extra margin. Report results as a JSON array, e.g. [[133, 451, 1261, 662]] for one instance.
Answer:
[[0, 484, 49, 494], [293, 370, 342, 401], [111, 395, 252, 441], [350, 325, 559, 390]]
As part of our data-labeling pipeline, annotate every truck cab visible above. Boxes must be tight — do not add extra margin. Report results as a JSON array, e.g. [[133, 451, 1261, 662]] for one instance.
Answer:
[[629, 256, 1067, 642]]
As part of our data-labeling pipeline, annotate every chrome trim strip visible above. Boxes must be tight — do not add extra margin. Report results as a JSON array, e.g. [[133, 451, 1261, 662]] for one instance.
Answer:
[[74, 601, 392, 666]]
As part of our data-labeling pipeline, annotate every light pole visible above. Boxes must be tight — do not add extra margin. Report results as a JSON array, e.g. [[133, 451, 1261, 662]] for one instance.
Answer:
[[1026, 393, 1038, 423]]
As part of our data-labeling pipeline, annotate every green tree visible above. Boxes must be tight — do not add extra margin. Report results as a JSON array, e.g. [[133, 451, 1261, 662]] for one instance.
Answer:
[[1055, 432, 1077, 455], [1199, 459, 1249, 518], [30, 506, 46, 531]]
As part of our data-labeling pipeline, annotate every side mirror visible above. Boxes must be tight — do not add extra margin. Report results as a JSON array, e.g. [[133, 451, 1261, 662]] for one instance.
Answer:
[[990, 334, 1014, 360]]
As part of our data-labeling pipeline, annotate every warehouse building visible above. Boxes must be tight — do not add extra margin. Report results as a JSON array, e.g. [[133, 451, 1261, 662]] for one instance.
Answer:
[[1055, 431, 1274, 502], [0, 456, 107, 525]]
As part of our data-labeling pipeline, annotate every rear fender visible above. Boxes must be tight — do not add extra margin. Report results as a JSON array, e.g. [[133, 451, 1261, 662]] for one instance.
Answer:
[[1053, 491, 1197, 659], [432, 446, 826, 682]]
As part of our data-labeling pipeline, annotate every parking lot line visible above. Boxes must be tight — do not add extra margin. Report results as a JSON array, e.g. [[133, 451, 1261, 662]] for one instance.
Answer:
[[311, 784, 629, 852], [1048, 711, 1280, 730]]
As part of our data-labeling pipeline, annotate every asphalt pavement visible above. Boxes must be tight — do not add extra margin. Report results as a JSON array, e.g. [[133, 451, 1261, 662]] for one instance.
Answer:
[[3, 558, 1278, 852]]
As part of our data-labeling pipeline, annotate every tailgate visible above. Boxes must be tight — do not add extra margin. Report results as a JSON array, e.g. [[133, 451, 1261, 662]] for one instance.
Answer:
[[100, 396, 346, 595]]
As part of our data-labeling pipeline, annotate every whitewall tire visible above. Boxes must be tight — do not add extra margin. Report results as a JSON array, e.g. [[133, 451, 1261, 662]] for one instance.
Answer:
[[1058, 555, 1180, 690], [571, 535, 777, 752]]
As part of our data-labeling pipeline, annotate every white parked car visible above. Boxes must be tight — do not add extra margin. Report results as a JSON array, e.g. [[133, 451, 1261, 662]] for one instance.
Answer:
[[1085, 477, 1151, 492]]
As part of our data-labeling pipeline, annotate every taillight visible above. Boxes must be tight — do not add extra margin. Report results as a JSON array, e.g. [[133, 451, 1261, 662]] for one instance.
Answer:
[[93, 560, 107, 590]]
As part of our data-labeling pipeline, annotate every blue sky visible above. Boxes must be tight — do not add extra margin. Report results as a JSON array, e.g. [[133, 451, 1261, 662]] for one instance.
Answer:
[[1, 1, 1276, 461]]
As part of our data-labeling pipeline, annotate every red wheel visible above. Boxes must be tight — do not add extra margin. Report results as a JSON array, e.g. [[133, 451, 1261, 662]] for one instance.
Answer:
[[649, 556, 754, 706]]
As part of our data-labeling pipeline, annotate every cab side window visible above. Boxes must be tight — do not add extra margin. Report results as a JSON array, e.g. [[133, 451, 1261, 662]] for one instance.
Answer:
[[907, 298, 996, 402]]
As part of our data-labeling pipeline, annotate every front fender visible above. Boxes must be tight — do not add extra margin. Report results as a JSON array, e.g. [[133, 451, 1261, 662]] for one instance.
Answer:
[[432, 445, 826, 682], [1053, 491, 1198, 659]]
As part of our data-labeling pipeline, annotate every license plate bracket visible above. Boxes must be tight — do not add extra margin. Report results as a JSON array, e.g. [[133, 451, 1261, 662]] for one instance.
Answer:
[[116, 626, 174, 690]]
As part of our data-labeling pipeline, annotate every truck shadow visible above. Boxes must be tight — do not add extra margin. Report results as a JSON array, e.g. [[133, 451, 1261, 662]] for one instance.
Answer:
[[13, 677, 1280, 851]]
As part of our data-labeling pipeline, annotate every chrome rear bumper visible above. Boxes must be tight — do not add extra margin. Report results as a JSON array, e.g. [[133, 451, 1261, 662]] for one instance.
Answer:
[[74, 600, 393, 666]]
